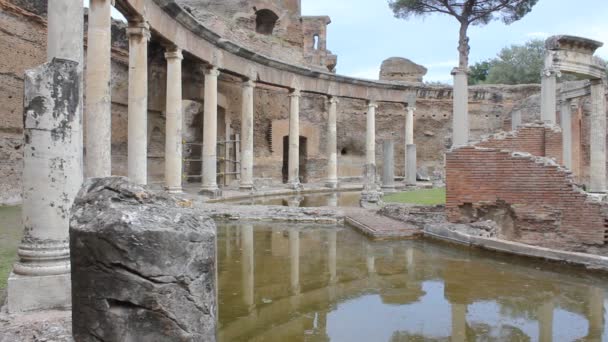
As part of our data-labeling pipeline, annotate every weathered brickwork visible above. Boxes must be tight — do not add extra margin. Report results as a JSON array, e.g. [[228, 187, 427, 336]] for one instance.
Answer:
[[447, 125, 608, 253]]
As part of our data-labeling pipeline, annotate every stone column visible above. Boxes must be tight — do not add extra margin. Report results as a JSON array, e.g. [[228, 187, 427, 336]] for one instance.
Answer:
[[84, 0, 112, 178], [127, 21, 150, 185], [240, 80, 255, 190], [361, 101, 382, 208], [164, 48, 183, 193], [451, 303, 467, 342], [8, 60, 82, 313], [326, 96, 339, 188], [405, 106, 417, 186], [382, 139, 395, 191], [538, 300, 554, 342], [289, 230, 300, 295], [589, 79, 607, 193], [560, 99, 573, 170], [540, 68, 558, 124], [47, 0, 83, 64], [201, 67, 222, 197], [288, 89, 302, 189], [241, 224, 255, 310], [366, 102, 377, 168], [451, 68, 469, 147]]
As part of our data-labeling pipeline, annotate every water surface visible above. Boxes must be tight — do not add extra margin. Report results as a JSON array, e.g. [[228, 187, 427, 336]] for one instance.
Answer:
[[217, 223, 608, 341]]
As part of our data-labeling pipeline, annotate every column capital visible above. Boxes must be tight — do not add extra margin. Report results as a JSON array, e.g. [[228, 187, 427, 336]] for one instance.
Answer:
[[367, 101, 378, 109], [451, 67, 468, 76], [204, 66, 220, 77], [289, 89, 301, 98], [164, 47, 183, 61], [407, 106, 417, 112], [541, 67, 561, 78], [127, 20, 151, 41], [242, 79, 256, 89], [329, 96, 339, 104]]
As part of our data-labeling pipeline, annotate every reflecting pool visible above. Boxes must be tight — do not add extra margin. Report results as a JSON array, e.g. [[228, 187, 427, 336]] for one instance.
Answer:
[[231, 191, 361, 207], [217, 223, 608, 341]]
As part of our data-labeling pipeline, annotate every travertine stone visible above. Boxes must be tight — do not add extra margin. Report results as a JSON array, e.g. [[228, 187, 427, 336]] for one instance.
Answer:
[[47, 0, 83, 64], [164, 48, 184, 193], [589, 79, 606, 193], [382, 139, 395, 191], [8, 59, 82, 313], [379, 57, 427, 83], [201, 66, 222, 197], [326, 96, 338, 188], [70, 177, 217, 341], [366, 101, 377, 166], [240, 80, 255, 190], [405, 107, 414, 145], [85, 0, 112, 178], [288, 89, 302, 189], [406, 144, 417, 186], [451, 68, 468, 147], [127, 21, 150, 185], [540, 68, 558, 124], [560, 99, 573, 169], [289, 229, 300, 295]]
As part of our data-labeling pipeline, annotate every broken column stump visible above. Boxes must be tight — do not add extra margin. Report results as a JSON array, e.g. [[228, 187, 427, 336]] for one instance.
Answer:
[[70, 177, 217, 342]]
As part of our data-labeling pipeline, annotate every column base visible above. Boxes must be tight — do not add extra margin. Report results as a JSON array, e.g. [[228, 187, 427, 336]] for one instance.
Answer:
[[360, 190, 384, 209], [325, 180, 338, 189], [7, 271, 71, 313], [199, 187, 222, 199], [164, 186, 183, 194]]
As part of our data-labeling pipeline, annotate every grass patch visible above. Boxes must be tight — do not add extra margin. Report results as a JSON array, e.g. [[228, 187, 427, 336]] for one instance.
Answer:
[[384, 188, 446, 206], [0, 206, 22, 293]]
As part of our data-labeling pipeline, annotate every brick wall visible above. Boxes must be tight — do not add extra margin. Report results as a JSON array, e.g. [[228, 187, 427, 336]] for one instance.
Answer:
[[447, 124, 608, 253]]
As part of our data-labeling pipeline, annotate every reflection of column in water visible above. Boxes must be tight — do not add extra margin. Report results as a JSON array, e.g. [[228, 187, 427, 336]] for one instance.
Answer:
[[406, 246, 415, 279], [327, 192, 339, 207], [241, 224, 254, 310], [451, 303, 467, 342], [328, 230, 337, 284], [538, 300, 553, 342], [588, 287, 604, 340], [289, 229, 300, 295], [366, 244, 375, 275], [225, 226, 232, 258]]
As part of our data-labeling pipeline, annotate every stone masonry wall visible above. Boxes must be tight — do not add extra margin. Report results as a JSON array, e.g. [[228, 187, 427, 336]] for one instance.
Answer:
[[446, 126, 608, 254]]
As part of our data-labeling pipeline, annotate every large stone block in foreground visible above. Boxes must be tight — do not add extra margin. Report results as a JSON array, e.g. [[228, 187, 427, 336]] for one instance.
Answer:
[[69, 177, 217, 341]]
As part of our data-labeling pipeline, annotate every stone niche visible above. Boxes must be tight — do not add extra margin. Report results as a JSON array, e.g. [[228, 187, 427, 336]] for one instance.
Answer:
[[379, 57, 427, 83]]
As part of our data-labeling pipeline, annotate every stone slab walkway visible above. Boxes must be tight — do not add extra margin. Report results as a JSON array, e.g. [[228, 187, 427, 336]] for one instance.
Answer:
[[343, 208, 422, 240]]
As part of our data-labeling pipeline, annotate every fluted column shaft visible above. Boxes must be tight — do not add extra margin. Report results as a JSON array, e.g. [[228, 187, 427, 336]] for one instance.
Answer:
[[590, 79, 607, 193], [84, 0, 112, 178], [164, 48, 183, 192], [288, 89, 301, 187], [326, 96, 339, 188], [127, 21, 149, 185], [201, 67, 221, 196], [240, 80, 255, 190]]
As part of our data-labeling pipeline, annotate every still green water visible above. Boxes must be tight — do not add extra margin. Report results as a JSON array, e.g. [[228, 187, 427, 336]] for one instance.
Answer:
[[217, 223, 608, 341]]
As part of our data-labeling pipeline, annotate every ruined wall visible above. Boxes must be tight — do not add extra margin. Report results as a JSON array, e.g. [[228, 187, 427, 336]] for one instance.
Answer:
[[446, 144, 608, 254]]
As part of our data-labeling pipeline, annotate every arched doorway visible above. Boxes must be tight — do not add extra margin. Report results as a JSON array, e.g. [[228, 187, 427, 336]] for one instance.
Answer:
[[255, 9, 278, 35], [282, 136, 308, 183]]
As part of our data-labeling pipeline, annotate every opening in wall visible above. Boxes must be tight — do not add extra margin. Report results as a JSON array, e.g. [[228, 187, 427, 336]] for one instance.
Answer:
[[313, 34, 319, 50], [256, 9, 279, 35]]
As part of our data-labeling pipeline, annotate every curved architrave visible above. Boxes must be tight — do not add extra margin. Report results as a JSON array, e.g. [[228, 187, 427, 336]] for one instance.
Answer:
[[114, 0, 417, 104]]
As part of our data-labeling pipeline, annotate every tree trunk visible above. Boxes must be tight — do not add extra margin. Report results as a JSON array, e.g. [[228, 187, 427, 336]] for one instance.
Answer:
[[458, 21, 470, 70]]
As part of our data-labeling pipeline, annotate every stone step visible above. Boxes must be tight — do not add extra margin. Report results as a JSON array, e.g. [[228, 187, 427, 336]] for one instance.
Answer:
[[344, 209, 422, 240]]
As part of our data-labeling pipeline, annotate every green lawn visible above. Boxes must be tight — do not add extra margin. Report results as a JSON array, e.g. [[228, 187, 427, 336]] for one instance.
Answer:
[[384, 187, 446, 206], [0, 206, 22, 293]]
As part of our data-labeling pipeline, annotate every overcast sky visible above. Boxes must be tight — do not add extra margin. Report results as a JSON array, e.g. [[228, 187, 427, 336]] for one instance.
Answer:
[[97, 0, 608, 83]]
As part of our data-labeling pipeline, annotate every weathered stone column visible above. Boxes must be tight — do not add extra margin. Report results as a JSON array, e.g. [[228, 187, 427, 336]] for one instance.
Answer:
[[164, 48, 183, 193], [84, 0, 112, 178], [201, 67, 222, 197], [361, 101, 383, 208], [589, 79, 607, 193], [241, 224, 255, 310], [540, 68, 558, 124], [127, 21, 150, 185], [289, 230, 300, 295], [538, 300, 554, 342], [288, 89, 302, 189], [560, 99, 573, 170], [366, 102, 377, 168], [451, 303, 467, 342], [8, 0, 83, 314], [326, 96, 339, 188], [8, 60, 82, 313], [240, 80, 255, 190], [382, 139, 395, 192], [405, 106, 417, 186], [451, 68, 469, 147]]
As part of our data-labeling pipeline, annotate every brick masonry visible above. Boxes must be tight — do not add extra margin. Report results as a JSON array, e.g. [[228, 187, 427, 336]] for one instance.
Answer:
[[447, 123, 608, 253]]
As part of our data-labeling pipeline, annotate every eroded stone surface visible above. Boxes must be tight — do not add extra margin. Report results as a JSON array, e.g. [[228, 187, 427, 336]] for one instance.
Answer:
[[379, 57, 427, 83], [70, 177, 217, 342]]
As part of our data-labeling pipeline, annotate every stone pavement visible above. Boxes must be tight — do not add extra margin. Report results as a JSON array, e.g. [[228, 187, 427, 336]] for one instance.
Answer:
[[343, 208, 422, 240]]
